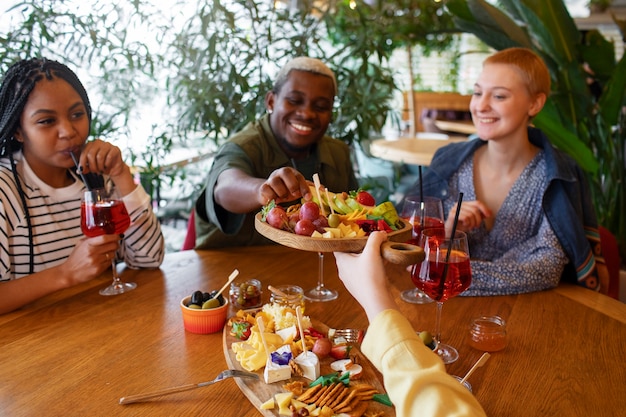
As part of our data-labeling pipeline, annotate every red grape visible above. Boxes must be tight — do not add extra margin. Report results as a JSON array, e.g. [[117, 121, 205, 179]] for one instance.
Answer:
[[295, 219, 316, 236], [266, 206, 288, 229], [299, 201, 320, 221], [312, 215, 329, 233]]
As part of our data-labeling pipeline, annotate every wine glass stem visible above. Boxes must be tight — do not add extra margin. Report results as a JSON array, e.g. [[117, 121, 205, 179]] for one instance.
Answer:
[[317, 252, 325, 290], [435, 301, 444, 344], [111, 259, 121, 285]]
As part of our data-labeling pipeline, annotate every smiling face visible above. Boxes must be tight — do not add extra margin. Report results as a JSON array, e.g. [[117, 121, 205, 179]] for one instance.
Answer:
[[265, 70, 335, 158], [470, 63, 545, 142], [15, 77, 89, 186]]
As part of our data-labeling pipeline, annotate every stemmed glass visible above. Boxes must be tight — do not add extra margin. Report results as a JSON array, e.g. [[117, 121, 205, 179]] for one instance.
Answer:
[[400, 196, 445, 304], [81, 187, 135, 296], [412, 228, 471, 364], [304, 252, 338, 302]]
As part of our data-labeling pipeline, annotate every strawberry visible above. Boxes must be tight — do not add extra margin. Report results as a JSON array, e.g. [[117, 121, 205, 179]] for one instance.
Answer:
[[355, 190, 375, 206], [376, 219, 392, 232], [229, 319, 252, 340], [330, 343, 352, 360]]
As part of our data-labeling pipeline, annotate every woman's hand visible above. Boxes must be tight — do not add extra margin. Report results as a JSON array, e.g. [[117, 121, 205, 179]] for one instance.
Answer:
[[258, 167, 311, 205], [78, 139, 136, 195], [61, 235, 121, 285], [334, 231, 397, 322], [446, 200, 492, 233]]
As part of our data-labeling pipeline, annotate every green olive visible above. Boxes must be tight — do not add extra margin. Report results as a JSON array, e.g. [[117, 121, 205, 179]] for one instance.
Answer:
[[187, 304, 202, 309], [202, 298, 221, 309], [418, 331, 433, 346], [328, 213, 341, 228]]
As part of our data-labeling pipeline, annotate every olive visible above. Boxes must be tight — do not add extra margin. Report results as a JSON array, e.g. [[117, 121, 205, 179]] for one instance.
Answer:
[[328, 213, 341, 228], [202, 298, 221, 309], [208, 290, 225, 305], [190, 290, 204, 306], [418, 331, 433, 346], [187, 304, 202, 309]]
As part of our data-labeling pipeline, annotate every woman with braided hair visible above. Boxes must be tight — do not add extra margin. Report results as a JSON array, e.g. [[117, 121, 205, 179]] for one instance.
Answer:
[[0, 57, 164, 314]]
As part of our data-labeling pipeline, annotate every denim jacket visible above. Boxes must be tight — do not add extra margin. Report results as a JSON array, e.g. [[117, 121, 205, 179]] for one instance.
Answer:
[[410, 127, 600, 290]]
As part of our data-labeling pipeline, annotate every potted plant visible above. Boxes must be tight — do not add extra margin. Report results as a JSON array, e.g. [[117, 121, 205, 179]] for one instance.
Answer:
[[446, 0, 626, 263]]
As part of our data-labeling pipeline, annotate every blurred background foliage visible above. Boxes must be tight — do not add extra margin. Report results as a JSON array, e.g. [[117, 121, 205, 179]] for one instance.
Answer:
[[0, 0, 456, 210], [2, 0, 624, 259]]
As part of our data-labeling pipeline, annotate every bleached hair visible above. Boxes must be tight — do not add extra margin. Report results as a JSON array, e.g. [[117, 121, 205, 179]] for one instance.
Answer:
[[272, 57, 337, 96]]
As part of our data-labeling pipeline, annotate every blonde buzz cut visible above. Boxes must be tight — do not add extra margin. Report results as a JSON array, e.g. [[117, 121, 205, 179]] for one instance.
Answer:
[[273, 56, 337, 96]]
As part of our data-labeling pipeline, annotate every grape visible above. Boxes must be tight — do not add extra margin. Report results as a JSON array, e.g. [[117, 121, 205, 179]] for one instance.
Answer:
[[312, 215, 329, 233], [295, 219, 316, 236], [266, 206, 288, 229], [299, 201, 320, 221]]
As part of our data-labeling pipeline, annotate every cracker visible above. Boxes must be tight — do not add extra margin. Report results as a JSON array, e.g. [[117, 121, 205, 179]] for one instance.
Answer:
[[327, 386, 350, 410], [318, 383, 343, 407], [307, 384, 330, 404], [296, 384, 322, 403]]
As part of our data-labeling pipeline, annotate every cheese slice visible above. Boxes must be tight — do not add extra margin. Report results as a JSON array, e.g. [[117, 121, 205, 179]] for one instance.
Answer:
[[260, 397, 275, 410], [264, 345, 292, 384], [264, 359, 292, 384], [276, 392, 294, 415], [294, 351, 320, 381], [275, 324, 297, 342]]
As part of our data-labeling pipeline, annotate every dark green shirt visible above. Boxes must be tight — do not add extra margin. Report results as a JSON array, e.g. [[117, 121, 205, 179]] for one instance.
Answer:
[[194, 114, 358, 248]]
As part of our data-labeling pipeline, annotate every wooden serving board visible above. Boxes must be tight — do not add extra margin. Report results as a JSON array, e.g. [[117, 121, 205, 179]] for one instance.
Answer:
[[223, 320, 395, 417], [255, 214, 422, 266]]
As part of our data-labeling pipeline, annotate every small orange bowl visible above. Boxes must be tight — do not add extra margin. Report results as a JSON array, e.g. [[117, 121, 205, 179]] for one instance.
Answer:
[[180, 296, 229, 334]]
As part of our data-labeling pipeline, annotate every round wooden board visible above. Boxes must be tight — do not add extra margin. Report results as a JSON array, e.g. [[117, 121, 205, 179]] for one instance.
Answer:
[[223, 319, 395, 416], [255, 213, 412, 254]]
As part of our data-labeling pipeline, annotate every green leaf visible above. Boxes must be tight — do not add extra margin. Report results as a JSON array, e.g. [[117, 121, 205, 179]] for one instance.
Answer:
[[533, 108, 599, 173], [598, 52, 626, 126]]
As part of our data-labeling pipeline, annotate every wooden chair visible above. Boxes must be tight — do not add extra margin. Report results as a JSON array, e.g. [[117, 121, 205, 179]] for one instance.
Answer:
[[598, 226, 621, 299], [402, 91, 472, 133]]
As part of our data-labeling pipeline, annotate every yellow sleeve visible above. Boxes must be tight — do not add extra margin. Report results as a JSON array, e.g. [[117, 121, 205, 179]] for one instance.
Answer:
[[361, 309, 487, 417]]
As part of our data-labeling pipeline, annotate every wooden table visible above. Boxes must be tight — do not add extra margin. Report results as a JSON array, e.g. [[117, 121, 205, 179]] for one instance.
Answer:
[[434, 120, 477, 135], [370, 137, 467, 166], [2, 246, 625, 416]]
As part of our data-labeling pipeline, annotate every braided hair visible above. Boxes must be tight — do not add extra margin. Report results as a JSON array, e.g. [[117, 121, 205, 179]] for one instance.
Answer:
[[0, 58, 92, 274]]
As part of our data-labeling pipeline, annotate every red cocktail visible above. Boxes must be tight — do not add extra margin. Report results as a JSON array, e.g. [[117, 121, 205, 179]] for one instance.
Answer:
[[412, 248, 471, 301], [81, 200, 130, 237], [81, 188, 135, 296], [399, 196, 444, 304], [412, 229, 471, 364]]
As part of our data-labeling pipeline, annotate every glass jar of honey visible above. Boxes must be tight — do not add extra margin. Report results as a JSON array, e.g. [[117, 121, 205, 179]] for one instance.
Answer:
[[468, 315, 507, 352], [269, 285, 305, 313]]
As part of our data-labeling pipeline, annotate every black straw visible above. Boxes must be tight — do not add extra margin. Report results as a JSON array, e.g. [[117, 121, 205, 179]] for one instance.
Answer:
[[438, 192, 464, 297], [419, 166, 425, 230], [70, 152, 91, 190]]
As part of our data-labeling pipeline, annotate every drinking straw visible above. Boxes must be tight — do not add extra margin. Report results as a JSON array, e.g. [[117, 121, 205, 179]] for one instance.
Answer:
[[70, 152, 91, 190], [438, 192, 464, 296], [419, 166, 425, 229]]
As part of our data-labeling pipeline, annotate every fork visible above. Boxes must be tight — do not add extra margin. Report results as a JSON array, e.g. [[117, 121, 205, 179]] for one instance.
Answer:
[[119, 369, 259, 405], [328, 328, 365, 344]]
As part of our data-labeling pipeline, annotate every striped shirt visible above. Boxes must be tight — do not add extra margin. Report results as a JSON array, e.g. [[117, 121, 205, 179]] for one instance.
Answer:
[[0, 151, 164, 281]]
